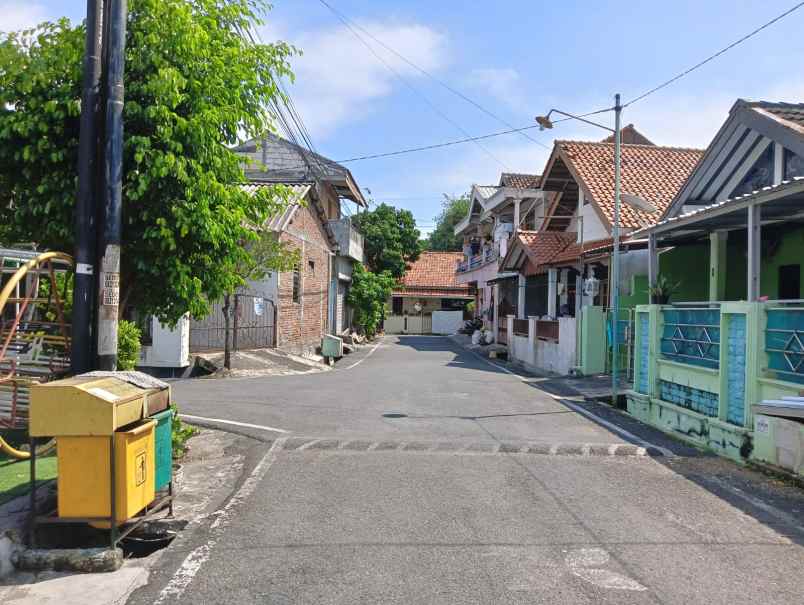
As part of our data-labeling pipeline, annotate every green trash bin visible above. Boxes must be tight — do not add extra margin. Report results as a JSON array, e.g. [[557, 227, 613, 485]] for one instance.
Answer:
[[151, 409, 173, 491]]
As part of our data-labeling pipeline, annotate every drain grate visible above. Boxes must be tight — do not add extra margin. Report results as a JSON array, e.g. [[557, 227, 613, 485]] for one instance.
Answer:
[[382, 412, 408, 419]]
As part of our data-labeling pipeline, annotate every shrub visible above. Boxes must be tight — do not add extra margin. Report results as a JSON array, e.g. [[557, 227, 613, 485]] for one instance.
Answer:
[[171, 404, 197, 459], [117, 320, 142, 370]]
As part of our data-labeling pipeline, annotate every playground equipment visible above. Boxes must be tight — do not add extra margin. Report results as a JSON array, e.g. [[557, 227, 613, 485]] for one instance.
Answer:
[[0, 248, 74, 431]]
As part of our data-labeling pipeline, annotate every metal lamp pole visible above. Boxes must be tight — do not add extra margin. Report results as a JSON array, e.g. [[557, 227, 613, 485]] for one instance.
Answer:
[[611, 94, 623, 405], [536, 94, 624, 404]]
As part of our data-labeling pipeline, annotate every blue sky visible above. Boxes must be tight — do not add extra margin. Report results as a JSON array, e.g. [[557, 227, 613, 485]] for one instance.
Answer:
[[4, 1, 804, 233]]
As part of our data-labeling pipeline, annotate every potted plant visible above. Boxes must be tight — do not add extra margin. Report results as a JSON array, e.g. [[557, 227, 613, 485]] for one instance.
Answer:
[[649, 274, 679, 304]]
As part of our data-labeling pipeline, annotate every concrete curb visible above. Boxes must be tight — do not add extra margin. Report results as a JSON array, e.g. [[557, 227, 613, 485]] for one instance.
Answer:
[[14, 547, 123, 573]]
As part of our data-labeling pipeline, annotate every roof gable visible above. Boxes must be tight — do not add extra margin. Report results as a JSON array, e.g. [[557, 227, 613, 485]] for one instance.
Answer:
[[665, 99, 804, 217], [544, 140, 703, 230], [235, 133, 366, 206]]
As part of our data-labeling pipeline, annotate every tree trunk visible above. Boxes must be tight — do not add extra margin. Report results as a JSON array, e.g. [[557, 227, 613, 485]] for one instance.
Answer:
[[223, 294, 231, 370], [233, 293, 240, 354]]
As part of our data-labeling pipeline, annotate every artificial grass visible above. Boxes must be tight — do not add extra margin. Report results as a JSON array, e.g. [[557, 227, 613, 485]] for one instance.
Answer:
[[0, 453, 57, 506]]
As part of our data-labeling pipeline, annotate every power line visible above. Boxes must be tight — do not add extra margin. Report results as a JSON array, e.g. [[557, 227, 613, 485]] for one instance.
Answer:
[[315, 0, 552, 152], [337, 124, 544, 163], [624, 1, 804, 107], [314, 0, 509, 169]]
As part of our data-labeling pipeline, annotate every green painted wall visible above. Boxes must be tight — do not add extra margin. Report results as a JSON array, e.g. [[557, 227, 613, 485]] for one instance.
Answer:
[[659, 244, 710, 302], [760, 226, 804, 299], [621, 274, 649, 308]]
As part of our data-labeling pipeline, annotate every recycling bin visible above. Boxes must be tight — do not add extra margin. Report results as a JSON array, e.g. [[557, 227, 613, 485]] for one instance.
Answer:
[[151, 408, 173, 491]]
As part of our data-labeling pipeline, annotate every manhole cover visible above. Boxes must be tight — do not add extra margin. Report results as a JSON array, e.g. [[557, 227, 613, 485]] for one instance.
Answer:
[[382, 412, 408, 419]]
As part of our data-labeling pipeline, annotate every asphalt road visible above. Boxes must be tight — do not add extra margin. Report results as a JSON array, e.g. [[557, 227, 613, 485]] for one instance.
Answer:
[[132, 336, 804, 605]]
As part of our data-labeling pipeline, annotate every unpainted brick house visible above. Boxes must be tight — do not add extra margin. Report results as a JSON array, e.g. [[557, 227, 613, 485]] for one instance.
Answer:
[[137, 135, 366, 373]]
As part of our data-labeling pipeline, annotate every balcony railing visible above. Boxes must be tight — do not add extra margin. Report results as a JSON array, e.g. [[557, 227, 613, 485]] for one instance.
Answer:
[[456, 248, 497, 273]]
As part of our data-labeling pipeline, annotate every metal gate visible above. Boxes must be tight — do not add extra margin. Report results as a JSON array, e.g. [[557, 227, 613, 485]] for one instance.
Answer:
[[604, 307, 635, 382], [190, 294, 276, 353]]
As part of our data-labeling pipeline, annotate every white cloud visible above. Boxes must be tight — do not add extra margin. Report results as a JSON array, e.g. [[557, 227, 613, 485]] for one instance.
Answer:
[[266, 19, 448, 138], [0, 2, 48, 32], [465, 67, 528, 112]]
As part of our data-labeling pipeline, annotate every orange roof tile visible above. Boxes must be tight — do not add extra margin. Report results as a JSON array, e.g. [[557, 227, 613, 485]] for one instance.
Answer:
[[546, 237, 617, 266], [395, 251, 472, 296], [516, 231, 576, 275], [558, 141, 704, 229]]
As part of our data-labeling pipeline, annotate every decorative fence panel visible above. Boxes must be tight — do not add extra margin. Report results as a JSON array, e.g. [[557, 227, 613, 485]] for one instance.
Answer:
[[660, 307, 720, 369], [765, 307, 804, 385], [513, 318, 529, 337], [535, 320, 559, 342]]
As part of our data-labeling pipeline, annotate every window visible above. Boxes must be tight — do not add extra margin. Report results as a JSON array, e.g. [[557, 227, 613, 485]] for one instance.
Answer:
[[308, 259, 315, 274], [292, 263, 301, 303], [784, 148, 804, 180], [779, 264, 801, 300], [730, 145, 773, 198], [392, 297, 403, 315]]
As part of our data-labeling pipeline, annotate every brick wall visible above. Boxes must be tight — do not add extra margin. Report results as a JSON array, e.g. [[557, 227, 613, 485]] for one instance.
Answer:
[[276, 193, 333, 355]]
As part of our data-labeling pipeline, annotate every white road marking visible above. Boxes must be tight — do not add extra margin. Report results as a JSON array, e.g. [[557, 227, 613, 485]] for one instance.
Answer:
[[155, 437, 287, 604], [180, 415, 290, 434], [343, 337, 383, 369], [296, 439, 320, 451], [469, 351, 674, 458]]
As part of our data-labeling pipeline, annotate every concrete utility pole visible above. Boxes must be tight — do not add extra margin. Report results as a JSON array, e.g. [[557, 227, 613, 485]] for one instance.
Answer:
[[72, 0, 104, 374], [96, 0, 127, 370]]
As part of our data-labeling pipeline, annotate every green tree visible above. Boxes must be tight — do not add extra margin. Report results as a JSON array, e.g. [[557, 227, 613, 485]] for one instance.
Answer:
[[426, 194, 470, 252], [347, 264, 395, 339], [0, 0, 295, 325], [352, 203, 421, 279]]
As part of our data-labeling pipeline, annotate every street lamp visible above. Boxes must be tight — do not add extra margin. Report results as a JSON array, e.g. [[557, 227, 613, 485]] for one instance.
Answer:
[[536, 95, 625, 404]]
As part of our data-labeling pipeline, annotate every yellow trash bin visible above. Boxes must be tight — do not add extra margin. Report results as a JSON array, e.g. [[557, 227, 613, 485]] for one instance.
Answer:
[[57, 420, 156, 524]]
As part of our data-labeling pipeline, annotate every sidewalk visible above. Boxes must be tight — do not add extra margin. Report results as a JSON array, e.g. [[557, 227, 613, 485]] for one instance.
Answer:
[[0, 428, 257, 604]]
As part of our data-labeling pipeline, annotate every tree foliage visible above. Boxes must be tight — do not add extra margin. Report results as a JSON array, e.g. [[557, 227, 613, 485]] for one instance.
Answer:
[[425, 194, 470, 252], [346, 264, 395, 339], [0, 0, 296, 324], [352, 203, 421, 279], [117, 319, 141, 370]]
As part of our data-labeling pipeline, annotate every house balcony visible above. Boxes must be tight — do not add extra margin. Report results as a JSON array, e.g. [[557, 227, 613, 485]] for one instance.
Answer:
[[328, 217, 364, 262], [627, 301, 804, 475], [456, 248, 497, 278]]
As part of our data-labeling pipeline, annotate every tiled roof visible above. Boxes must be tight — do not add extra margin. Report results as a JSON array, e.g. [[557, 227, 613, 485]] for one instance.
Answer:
[[558, 141, 704, 229], [517, 231, 576, 274], [235, 133, 366, 205], [499, 173, 541, 189], [474, 185, 500, 200], [546, 237, 617, 266], [392, 287, 474, 298], [398, 252, 471, 295], [749, 101, 804, 134], [240, 183, 311, 232]]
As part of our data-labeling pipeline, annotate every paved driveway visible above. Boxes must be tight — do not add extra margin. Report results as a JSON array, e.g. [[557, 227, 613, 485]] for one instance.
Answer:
[[131, 336, 804, 605]]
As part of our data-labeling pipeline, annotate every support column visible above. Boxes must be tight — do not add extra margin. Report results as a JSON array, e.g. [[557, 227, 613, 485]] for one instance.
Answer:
[[513, 198, 521, 234], [517, 274, 526, 319], [547, 268, 558, 319], [747, 204, 761, 302], [709, 231, 728, 302], [647, 233, 658, 294], [492, 283, 499, 342]]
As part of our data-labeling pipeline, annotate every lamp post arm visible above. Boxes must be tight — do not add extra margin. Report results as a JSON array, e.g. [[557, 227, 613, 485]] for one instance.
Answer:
[[542, 109, 616, 133]]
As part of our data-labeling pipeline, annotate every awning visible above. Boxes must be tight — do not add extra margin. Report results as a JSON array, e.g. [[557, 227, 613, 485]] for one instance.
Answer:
[[486, 272, 520, 284]]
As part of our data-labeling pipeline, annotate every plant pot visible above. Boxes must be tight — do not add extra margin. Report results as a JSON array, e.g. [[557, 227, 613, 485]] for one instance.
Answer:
[[651, 294, 670, 304]]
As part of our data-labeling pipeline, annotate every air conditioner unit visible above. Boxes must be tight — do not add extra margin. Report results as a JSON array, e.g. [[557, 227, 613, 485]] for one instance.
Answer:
[[583, 278, 600, 297]]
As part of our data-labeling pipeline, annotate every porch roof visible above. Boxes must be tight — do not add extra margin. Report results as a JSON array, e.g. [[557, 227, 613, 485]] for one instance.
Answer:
[[635, 177, 804, 244], [500, 230, 577, 275], [392, 287, 474, 299]]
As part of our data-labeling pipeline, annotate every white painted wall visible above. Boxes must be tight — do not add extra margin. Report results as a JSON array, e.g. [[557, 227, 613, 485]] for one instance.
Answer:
[[139, 315, 190, 368], [432, 310, 464, 335], [580, 202, 609, 243], [508, 316, 578, 375]]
